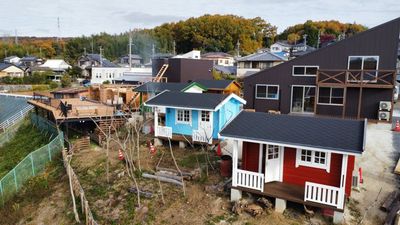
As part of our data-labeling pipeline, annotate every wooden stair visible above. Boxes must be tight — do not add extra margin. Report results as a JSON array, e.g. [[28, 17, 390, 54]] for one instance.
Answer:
[[93, 118, 126, 145], [154, 64, 169, 82]]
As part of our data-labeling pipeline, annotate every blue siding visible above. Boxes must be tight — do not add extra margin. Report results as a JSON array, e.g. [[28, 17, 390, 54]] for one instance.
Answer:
[[166, 108, 198, 136], [164, 97, 242, 139]]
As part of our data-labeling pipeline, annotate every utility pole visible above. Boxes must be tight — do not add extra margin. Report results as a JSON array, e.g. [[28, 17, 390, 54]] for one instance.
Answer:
[[172, 40, 176, 55], [236, 40, 240, 57], [152, 43, 155, 58], [83, 47, 87, 55], [14, 29, 18, 45], [91, 39, 94, 54], [303, 34, 308, 47], [129, 32, 132, 68], [317, 30, 321, 49], [39, 47, 42, 58], [99, 46, 103, 67], [4, 49, 7, 58], [57, 17, 60, 43]]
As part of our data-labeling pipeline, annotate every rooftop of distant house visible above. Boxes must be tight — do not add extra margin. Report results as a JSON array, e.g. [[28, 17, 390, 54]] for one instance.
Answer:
[[201, 52, 233, 58], [237, 51, 287, 62]]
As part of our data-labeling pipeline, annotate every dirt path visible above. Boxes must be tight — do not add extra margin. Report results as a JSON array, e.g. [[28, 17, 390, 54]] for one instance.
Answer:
[[346, 122, 400, 224]]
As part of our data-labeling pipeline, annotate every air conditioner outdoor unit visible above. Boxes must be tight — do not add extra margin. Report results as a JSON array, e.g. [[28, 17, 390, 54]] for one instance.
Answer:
[[378, 110, 390, 121], [379, 101, 392, 111]]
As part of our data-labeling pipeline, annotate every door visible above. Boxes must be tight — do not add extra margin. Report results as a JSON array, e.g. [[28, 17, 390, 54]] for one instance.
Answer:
[[291, 86, 316, 113], [264, 144, 282, 182], [199, 110, 213, 139]]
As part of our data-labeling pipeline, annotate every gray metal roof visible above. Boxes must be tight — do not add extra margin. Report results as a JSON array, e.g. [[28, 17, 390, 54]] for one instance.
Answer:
[[85, 54, 118, 67], [0, 63, 12, 70], [145, 91, 229, 110], [134, 82, 188, 93], [237, 51, 286, 62], [213, 65, 236, 75], [194, 79, 236, 90], [220, 111, 365, 154]]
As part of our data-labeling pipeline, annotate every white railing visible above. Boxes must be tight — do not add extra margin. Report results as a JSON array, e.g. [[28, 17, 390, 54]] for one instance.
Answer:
[[304, 182, 343, 209], [156, 126, 172, 138], [0, 105, 34, 131], [0, 93, 33, 99], [192, 130, 211, 144], [234, 169, 264, 192]]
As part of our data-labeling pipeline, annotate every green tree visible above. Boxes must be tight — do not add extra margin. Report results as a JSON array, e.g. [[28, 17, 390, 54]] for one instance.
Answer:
[[61, 75, 72, 88]]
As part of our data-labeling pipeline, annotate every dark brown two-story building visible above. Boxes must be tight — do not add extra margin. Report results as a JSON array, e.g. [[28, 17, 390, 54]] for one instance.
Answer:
[[244, 17, 400, 121]]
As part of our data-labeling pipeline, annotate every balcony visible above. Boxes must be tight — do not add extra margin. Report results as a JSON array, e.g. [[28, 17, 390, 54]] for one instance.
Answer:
[[156, 125, 172, 139], [233, 169, 264, 192], [317, 69, 395, 88]]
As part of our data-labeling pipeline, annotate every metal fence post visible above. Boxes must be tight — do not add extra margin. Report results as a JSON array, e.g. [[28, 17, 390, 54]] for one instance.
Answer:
[[30, 154, 35, 176], [48, 144, 52, 161], [13, 169, 18, 191], [0, 180, 4, 206]]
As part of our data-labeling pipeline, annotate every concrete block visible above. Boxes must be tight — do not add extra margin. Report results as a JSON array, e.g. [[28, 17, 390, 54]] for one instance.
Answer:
[[230, 189, 242, 202], [179, 141, 187, 149], [154, 138, 163, 147], [274, 198, 287, 213], [333, 211, 344, 224]]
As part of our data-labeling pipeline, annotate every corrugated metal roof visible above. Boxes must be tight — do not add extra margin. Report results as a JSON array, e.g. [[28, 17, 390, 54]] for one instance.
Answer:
[[145, 91, 229, 110], [220, 111, 365, 154], [194, 79, 235, 90]]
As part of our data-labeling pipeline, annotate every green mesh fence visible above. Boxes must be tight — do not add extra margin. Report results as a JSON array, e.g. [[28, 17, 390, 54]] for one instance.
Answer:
[[0, 120, 23, 147], [0, 114, 64, 206]]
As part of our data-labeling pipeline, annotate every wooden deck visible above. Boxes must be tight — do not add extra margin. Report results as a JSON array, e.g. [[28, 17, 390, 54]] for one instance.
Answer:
[[157, 134, 220, 145], [233, 181, 343, 212]]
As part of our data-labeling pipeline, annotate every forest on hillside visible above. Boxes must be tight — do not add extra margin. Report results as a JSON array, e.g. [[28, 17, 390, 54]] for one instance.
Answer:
[[0, 15, 367, 65]]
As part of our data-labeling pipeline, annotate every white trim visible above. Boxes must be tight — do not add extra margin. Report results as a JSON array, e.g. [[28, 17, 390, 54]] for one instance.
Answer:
[[279, 146, 284, 182], [290, 85, 316, 114], [292, 65, 319, 77], [295, 149, 331, 172], [362, 119, 367, 151], [317, 87, 345, 106], [258, 144, 263, 173], [255, 84, 280, 100], [215, 93, 246, 111], [175, 109, 192, 125], [217, 135, 362, 156]]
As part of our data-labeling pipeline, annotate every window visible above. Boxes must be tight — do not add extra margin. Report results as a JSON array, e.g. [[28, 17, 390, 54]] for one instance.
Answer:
[[318, 87, 344, 105], [267, 145, 280, 159], [176, 109, 191, 124], [200, 111, 210, 122], [296, 149, 331, 172], [255, 84, 279, 100], [348, 56, 379, 82], [292, 66, 319, 76]]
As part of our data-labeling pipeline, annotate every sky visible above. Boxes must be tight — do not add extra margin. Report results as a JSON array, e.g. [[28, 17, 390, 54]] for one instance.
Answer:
[[0, 0, 399, 37]]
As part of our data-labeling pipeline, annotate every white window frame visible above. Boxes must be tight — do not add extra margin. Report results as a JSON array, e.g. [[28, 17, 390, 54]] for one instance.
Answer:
[[290, 85, 316, 114], [255, 84, 279, 100], [317, 87, 344, 106], [295, 148, 331, 172], [292, 65, 319, 77], [347, 56, 379, 82], [200, 110, 210, 122], [176, 109, 191, 125]]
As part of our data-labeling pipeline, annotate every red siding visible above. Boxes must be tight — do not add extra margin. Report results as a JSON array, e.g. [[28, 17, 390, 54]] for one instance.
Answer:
[[242, 142, 259, 172], [345, 155, 355, 197], [282, 148, 342, 188]]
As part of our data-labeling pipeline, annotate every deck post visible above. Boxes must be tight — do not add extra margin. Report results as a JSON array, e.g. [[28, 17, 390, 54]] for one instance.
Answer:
[[258, 144, 263, 173], [338, 154, 348, 209], [154, 108, 158, 137], [232, 140, 239, 187]]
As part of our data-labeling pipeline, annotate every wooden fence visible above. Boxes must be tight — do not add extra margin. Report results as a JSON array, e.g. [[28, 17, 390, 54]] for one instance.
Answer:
[[62, 149, 98, 225]]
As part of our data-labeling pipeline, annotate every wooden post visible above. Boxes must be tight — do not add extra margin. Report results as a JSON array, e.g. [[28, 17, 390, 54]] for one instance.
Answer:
[[357, 87, 363, 120], [342, 87, 347, 119], [68, 161, 80, 223], [154, 109, 159, 137]]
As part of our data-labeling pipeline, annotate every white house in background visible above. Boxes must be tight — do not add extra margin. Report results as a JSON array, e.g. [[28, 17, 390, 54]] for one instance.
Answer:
[[40, 59, 71, 72], [202, 52, 235, 66], [3, 56, 21, 65], [173, 50, 201, 59], [91, 67, 152, 84], [236, 50, 287, 77], [0, 63, 25, 78]]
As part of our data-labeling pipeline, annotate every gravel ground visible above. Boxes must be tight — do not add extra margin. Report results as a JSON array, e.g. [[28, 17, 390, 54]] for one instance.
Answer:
[[345, 103, 400, 224]]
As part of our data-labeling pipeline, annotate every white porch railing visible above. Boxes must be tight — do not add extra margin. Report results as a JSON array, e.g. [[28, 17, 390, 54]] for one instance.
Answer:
[[304, 181, 343, 209], [234, 169, 264, 192], [192, 130, 211, 144], [156, 126, 172, 138]]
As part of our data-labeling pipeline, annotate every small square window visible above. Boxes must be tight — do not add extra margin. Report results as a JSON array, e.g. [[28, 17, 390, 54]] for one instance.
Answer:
[[301, 150, 312, 162]]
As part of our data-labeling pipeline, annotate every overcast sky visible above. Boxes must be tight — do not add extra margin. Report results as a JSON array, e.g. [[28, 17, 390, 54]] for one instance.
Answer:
[[0, 0, 399, 37]]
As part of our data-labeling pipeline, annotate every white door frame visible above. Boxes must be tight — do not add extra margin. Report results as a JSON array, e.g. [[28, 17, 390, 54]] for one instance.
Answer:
[[290, 85, 316, 114], [263, 144, 284, 183], [198, 110, 213, 139]]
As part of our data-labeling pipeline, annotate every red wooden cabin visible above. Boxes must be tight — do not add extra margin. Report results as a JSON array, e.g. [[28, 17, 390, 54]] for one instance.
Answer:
[[219, 111, 366, 223]]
